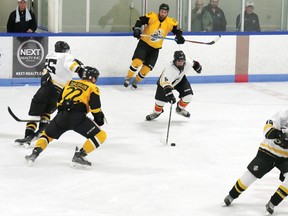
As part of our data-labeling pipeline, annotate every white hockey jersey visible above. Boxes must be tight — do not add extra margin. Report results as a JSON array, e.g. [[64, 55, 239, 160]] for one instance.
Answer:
[[159, 58, 194, 88], [261, 109, 288, 158], [43, 52, 79, 89]]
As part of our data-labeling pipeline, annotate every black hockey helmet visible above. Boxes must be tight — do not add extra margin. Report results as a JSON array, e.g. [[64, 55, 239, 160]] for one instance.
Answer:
[[173, 50, 186, 71], [173, 50, 186, 62], [159, 3, 169, 11], [54, 41, 70, 53], [82, 66, 100, 82]]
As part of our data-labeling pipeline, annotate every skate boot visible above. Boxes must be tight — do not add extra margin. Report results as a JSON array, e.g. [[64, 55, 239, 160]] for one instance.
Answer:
[[124, 77, 132, 87], [25, 147, 43, 165], [15, 134, 35, 147], [131, 79, 138, 89], [72, 147, 91, 167], [264, 201, 274, 215], [146, 110, 163, 121], [175, 103, 190, 118], [223, 195, 234, 206]]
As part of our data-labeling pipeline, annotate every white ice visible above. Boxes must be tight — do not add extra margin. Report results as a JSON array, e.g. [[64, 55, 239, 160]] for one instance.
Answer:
[[0, 82, 288, 216]]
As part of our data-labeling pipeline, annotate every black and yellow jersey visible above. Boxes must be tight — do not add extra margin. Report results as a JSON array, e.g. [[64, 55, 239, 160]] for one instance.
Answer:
[[137, 12, 181, 49], [58, 79, 101, 115]]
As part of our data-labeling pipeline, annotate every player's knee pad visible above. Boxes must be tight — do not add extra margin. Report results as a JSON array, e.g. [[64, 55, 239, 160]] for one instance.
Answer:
[[139, 64, 151, 77], [96, 130, 107, 144], [131, 58, 143, 70], [83, 130, 107, 153], [181, 94, 193, 104], [35, 132, 53, 150]]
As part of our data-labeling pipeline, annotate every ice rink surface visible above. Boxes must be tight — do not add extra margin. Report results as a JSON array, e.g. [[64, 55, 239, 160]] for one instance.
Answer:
[[1, 82, 288, 216]]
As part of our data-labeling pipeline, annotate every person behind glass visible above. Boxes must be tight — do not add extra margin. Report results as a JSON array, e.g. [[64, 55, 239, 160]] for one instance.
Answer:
[[7, 0, 37, 33], [191, 0, 213, 32], [236, 1, 261, 32], [223, 109, 288, 215], [204, 0, 227, 31], [124, 3, 185, 89]]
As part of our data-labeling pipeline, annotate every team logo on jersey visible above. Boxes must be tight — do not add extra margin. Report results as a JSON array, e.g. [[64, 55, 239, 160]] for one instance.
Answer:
[[17, 39, 45, 68], [151, 29, 164, 42]]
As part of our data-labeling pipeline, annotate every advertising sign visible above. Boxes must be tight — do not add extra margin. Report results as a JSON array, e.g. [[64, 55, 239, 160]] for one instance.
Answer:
[[13, 37, 48, 78]]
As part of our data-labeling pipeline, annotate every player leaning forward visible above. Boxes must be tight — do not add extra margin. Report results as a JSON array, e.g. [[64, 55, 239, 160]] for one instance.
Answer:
[[124, 3, 185, 89], [224, 109, 288, 215], [15, 41, 84, 146], [146, 50, 202, 120], [25, 66, 106, 167]]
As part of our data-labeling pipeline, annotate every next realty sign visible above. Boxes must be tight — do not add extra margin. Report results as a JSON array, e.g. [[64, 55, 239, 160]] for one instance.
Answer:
[[13, 37, 48, 78]]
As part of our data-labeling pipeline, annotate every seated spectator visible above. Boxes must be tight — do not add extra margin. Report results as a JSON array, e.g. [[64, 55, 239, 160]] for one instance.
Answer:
[[7, 0, 37, 33], [204, 0, 227, 31], [191, 0, 213, 32], [236, 1, 261, 32]]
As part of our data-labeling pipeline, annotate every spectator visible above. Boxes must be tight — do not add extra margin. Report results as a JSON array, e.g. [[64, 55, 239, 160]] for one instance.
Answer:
[[204, 0, 227, 31], [191, 0, 213, 32], [236, 1, 261, 32], [7, 0, 37, 33]]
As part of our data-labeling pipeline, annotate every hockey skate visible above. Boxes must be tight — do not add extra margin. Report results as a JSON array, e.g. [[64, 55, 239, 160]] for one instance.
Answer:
[[25, 147, 43, 165], [72, 147, 91, 168], [264, 201, 274, 215], [146, 111, 163, 121], [175, 103, 190, 118], [223, 195, 234, 206], [123, 77, 132, 87], [131, 79, 138, 89], [14, 134, 35, 148]]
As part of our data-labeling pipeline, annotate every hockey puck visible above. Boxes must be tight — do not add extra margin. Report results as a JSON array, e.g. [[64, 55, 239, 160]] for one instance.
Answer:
[[171, 143, 176, 146]]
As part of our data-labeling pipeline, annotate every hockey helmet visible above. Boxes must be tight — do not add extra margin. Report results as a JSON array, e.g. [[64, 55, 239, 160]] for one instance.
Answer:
[[54, 41, 70, 53], [159, 3, 169, 11], [173, 50, 186, 62], [82, 66, 100, 82], [173, 50, 186, 70]]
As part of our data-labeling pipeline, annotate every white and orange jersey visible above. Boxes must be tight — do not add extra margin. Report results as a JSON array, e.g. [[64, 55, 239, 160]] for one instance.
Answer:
[[159, 58, 194, 89], [260, 109, 288, 158], [43, 52, 80, 89]]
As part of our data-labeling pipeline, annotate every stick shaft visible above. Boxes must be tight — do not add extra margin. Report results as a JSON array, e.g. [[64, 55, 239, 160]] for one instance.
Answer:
[[141, 34, 221, 45], [165, 103, 173, 145]]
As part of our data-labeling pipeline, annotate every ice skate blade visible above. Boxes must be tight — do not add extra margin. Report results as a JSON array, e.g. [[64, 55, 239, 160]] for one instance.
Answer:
[[25, 158, 35, 166], [71, 162, 91, 169], [13, 141, 32, 149]]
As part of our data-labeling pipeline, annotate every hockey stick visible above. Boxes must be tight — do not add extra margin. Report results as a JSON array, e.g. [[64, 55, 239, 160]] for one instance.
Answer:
[[141, 34, 221, 45], [165, 103, 173, 145], [7, 106, 41, 122]]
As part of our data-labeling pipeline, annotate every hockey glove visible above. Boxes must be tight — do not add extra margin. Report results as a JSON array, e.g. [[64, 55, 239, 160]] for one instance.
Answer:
[[175, 35, 185, 44], [93, 111, 105, 126], [73, 59, 85, 78], [193, 60, 202, 74], [278, 132, 288, 149], [132, 27, 141, 39], [41, 71, 51, 87], [164, 86, 176, 104]]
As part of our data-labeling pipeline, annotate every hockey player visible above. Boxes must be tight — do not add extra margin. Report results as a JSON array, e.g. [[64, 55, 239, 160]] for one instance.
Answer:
[[25, 66, 106, 167], [223, 109, 288, 215], [15, 41, 85, 147], [124, 3, 185, 89], [146, 50, 202, 121]]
